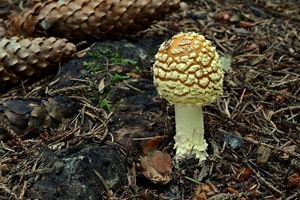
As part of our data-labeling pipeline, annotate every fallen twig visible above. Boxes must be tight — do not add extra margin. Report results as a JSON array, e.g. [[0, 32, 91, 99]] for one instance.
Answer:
[[245, 162, 282, 195], [243, 137, 300, 159]]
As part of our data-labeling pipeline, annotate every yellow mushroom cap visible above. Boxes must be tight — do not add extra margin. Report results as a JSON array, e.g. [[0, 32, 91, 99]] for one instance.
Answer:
[[153, 32, 223, 105]]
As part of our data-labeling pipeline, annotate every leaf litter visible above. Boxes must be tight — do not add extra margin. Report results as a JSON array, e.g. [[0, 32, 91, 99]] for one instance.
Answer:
[[0, 0, 300, 199]]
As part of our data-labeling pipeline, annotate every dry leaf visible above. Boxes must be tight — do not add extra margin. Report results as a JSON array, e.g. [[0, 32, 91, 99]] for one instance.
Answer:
[[140, 150, 172, 185], [236, 167, 253, 182], [98, 78, 105, 93], [257, 145, 271, 165], [192, 192, 207, 200], [281, 145, 297, 159], [226, 187, 239, 194], [193, 183, 216, 200], [142, 136, 164, 154], [214, 11, 231, 22], [287, 173, 300, 189]]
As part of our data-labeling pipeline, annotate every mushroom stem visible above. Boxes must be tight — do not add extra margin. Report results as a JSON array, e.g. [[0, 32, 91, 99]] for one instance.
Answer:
[[174, 105, 208, 161]]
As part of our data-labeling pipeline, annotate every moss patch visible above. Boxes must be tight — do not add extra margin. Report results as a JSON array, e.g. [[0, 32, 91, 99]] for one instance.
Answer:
[[82, 43, 150, 112]]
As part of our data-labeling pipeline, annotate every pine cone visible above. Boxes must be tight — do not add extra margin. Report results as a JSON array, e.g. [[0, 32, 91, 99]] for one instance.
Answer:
[[8, 0, 180, 40], [0, 37, 76, 83], [0, 96, 79, 137]]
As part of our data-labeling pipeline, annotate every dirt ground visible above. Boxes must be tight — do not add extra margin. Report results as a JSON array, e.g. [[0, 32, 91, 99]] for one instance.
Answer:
[[0, 0, 300, 199]]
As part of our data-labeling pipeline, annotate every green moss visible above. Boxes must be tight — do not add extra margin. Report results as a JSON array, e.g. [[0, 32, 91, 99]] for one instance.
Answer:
[[82, 60, 104, 72], [99, 98, 112, 112], [110, 52, 137, 66], [83, 49, 138, 72], [83, 49, 140, 112], [111, 74, 130, 85]]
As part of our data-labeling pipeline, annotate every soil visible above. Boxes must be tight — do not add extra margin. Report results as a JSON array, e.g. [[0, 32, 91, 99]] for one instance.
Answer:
[[0, 0, 300, 200]]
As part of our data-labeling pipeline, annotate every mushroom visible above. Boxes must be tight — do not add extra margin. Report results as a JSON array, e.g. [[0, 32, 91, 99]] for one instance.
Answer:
[[152, 32, 223, 161]]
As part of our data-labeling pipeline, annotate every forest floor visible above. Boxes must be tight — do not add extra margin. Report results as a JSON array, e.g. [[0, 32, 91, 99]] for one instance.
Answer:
[[0, 0, 300, 200]]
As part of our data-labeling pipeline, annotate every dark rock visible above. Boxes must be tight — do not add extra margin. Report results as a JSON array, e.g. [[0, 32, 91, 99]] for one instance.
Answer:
[[27, 144, 127, 200]]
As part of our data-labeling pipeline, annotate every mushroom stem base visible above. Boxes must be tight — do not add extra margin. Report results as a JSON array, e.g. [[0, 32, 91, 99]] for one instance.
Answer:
[[174, 105, 207, 161]]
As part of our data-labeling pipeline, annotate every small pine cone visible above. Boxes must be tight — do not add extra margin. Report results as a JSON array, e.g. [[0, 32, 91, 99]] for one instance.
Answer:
[[8, 0, 180, 40], [0, 37, 76, 83], [0, 96, 79, 137]]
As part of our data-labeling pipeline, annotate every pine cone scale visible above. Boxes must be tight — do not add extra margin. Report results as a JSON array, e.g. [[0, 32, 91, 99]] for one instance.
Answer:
[[8, 0, 180, 40], [0, 37, 76, 83]]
